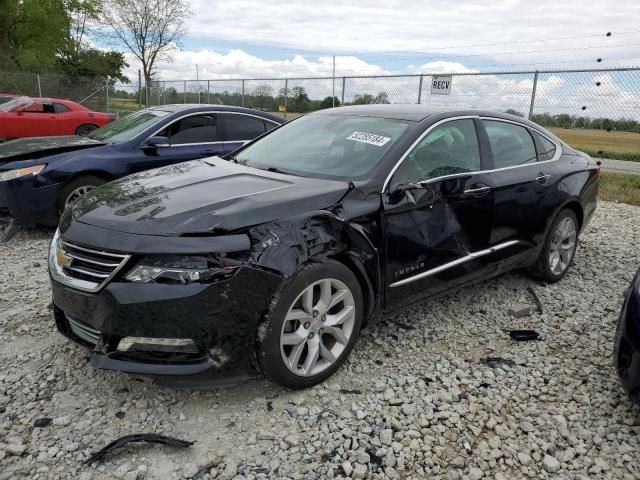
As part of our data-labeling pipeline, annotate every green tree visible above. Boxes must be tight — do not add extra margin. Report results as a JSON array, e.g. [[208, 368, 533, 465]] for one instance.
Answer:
[[0, 0, 71, 71], [318, 96, 340, 109]]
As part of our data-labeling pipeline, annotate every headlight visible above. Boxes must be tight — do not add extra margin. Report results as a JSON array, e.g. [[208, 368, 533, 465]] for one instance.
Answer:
[[0, 164, 46, 182], [125, 255, 238, 284]]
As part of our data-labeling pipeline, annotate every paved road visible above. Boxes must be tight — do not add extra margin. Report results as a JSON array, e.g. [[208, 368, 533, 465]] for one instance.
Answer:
[[599, 158, 640, 175]]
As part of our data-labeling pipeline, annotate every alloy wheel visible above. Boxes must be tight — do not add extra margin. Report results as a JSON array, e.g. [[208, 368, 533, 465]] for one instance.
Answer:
[[64, 185, 95, 210], [548, 217, 577, 275], [280, 278, 356, 377]]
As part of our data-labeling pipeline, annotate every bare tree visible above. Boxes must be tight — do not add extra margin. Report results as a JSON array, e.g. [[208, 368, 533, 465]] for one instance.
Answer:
[[100, 0, 190, 85]]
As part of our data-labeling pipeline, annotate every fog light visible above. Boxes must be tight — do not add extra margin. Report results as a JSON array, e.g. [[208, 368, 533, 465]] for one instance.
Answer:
[[117, 337, 198, 353]]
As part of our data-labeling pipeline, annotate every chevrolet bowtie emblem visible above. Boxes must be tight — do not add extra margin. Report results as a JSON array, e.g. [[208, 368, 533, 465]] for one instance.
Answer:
[[56, 248, 73, 268]]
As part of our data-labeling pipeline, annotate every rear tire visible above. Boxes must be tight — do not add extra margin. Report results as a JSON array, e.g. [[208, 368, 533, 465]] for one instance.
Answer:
[[531, 208, 579, 283], [75, 124, 98, 136], [57, 176, 106, 215], [257, 261, 363, 389]]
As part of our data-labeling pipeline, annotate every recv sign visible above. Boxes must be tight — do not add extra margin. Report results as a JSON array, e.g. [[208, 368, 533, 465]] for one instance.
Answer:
[[431, 75, 452, 95]]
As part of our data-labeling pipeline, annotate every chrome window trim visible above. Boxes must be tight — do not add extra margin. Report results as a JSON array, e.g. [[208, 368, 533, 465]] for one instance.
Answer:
[[143, 111, 279, 148], [390, 240, 520, 288], [49, 230, 131, 293], [382, 115, 563, 193]]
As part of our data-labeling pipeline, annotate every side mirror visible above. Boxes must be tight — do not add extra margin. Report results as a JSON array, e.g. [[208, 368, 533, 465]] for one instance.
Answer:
[[145, 136, 170, 148]]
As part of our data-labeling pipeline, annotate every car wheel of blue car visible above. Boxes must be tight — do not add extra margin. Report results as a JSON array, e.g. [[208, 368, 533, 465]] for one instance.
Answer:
[[57, 176, 106, 216], [257, 260, 363, 389]]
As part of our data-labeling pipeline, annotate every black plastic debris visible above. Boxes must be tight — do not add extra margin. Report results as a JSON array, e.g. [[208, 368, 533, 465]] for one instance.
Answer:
[[527, 286, 543, 314], [339, 388, 362, 395], [393, 320, 416, 331], [482, 357, 516, 368], [84, 434, 194, 464], [366, 446, 384, 468], [509, 330, 540, 341], [266, 401, 273, 411], [115, 411, 126, 419], [33, 418, 52, 428]]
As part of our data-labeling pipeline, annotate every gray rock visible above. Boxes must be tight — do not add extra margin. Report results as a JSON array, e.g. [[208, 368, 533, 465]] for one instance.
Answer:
[[543, 455, 561, 473]]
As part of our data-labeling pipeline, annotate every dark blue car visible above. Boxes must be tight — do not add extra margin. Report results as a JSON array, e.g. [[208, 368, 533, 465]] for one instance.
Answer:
[[615, 267, 640, 404], [0, 105, 283, 229]]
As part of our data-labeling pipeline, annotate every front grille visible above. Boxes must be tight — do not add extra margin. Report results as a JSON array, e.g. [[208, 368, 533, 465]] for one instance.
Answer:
[[53, 237, 130, 292], [67, 317, 101, 346]]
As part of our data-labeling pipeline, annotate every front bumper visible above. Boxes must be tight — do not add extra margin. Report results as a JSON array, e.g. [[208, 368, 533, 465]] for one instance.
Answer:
[[0, 175, 60, 227], [51, 264, 283, 384], [614, 270, 640, 404]]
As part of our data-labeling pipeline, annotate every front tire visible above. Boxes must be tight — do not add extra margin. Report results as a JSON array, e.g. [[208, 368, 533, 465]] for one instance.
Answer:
[[257, 261, 363, 389], [531, 208, 579, 282], [75, 124, 98, 136], [57, 176, 106, 215]]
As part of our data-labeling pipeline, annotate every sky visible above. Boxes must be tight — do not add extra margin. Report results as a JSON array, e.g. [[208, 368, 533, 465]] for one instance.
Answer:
[[117, 0, 640, 82]]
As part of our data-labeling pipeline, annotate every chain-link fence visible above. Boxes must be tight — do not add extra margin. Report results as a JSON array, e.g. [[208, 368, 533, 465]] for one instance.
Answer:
[[2, 67, 640, 161]]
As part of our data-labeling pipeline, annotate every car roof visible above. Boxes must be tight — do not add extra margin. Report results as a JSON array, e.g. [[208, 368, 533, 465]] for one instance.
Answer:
[[146, 104, 285, 122], [312, 104, 534, 124]]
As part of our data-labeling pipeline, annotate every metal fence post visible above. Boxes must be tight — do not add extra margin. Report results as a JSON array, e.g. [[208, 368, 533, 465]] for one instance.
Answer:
[[138, 69, 142, 108], [283, 79, 288, 120], [207, 80, 210, 103], [105, 77, 110, 112], [156, 81, 160, 106], [183, 80, 187, 104], [417, 74, 423, 104], [163, 81, 166, 105], [241, 80, 245, 107], [528, 70, 539, 120], [341, 77, 346, 105]]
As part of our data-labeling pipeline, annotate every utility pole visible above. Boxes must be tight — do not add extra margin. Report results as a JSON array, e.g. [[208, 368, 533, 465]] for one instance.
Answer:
[[138, 69, 142, 108], [332, 55, 336, 108], [196, 64, 200, 103]]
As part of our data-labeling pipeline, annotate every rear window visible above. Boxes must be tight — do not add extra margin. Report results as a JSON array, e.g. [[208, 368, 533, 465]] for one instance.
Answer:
[[532, 131, 557, 161], [221, 114, 267, 141], [484, 120, 537, 168]]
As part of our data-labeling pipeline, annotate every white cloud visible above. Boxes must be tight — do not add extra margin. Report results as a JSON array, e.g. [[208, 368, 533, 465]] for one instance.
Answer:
[[184, 0, 640, 65]]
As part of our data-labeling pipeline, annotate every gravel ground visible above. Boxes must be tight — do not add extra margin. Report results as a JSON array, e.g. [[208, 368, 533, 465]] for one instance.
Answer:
[[1, 200, 639, 480]]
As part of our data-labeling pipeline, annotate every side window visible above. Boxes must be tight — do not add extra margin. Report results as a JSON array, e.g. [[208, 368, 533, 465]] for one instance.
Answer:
[[221, 114, 267, 141], [53, 103, 71, 114], [158, 114, 218, 144], [532, 131, 557, 161], [484, 120, 537, 168], [393, 119, 481, 184], [24, 103, 46, 113]]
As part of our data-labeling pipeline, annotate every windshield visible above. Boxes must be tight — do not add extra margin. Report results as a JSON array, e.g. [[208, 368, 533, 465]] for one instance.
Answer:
[[88, 109, 170, 143], [233, 114, 410, 179], [0, 96, 33, 112]]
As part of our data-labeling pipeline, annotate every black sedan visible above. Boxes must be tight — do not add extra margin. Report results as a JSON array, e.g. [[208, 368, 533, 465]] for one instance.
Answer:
[[48, 105, 599, 388], [615, 267, 640, 404]]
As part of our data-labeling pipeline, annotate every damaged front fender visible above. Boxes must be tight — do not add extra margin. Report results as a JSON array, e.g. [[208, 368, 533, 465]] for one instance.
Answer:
[[246, 210, 381, 322]]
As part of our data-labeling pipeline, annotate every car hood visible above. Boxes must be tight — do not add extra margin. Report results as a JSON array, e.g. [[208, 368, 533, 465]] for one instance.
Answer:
[[71, 158, 351, 236], [0, 136, 103, 163]]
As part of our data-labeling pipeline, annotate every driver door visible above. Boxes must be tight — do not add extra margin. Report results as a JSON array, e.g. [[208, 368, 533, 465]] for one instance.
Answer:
[[382, 117, 495, 311]]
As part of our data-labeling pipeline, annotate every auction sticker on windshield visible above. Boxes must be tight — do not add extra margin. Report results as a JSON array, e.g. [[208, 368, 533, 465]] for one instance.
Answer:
[[346, 131, 391, 147]]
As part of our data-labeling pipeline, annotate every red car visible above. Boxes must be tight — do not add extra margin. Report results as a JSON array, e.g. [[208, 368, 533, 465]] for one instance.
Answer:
[[0, 97, 115, 140]]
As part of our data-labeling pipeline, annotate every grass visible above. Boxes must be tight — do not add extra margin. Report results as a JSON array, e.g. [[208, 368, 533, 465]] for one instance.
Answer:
[[599, 172, 640, 206], [550, 128, 640, 162]]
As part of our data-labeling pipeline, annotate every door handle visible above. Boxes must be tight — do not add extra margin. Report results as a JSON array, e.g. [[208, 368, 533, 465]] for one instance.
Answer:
[[463, 185, 491, 196], [535, 173, 551, 183]]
